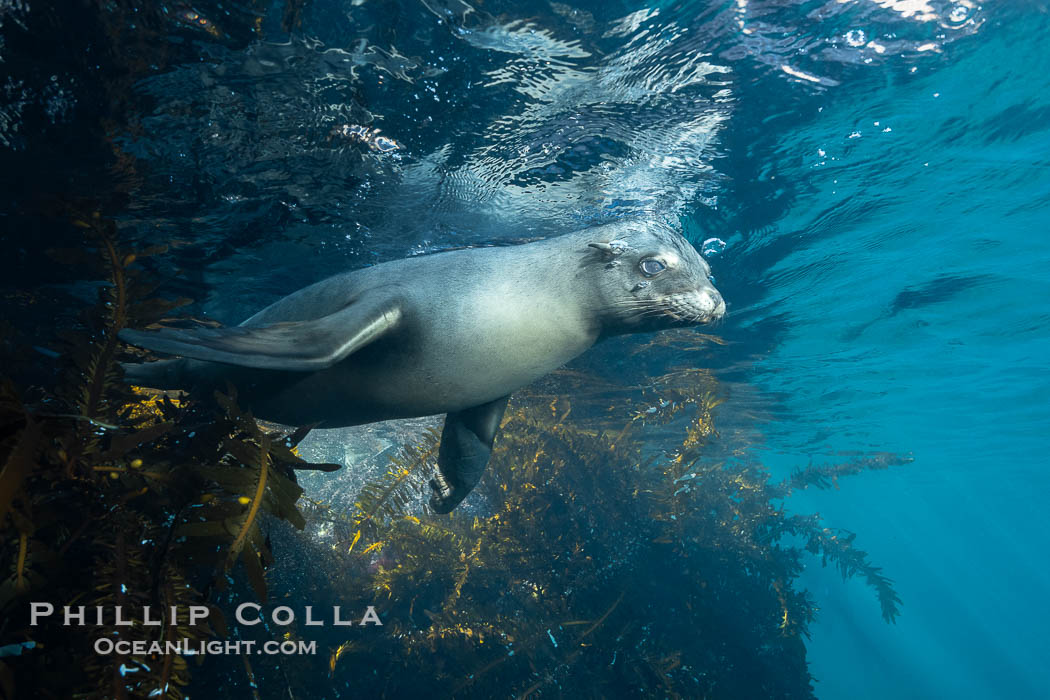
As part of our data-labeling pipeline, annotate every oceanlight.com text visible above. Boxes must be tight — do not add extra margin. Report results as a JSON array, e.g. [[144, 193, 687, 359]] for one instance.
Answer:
[[93, 638, 318, 656]]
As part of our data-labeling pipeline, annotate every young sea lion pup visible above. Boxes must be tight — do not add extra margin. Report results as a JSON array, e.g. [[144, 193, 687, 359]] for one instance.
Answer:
[[121, 220, 726, 512]]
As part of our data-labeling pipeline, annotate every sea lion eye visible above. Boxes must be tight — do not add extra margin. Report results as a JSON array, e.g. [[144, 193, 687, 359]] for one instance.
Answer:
[[640, 259, 666, 276]]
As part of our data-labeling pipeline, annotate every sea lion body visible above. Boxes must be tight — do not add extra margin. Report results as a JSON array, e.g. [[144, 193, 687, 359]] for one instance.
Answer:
[[201, 237, 598, 426], [122, 220, 725, 511]]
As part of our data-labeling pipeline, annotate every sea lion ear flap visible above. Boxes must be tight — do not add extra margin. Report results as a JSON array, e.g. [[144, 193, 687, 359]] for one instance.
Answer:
[[588, 240, 629, 259]]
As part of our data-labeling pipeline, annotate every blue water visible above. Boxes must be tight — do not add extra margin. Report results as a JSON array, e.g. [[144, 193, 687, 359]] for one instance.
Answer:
[[6, 0, 1049, 696], [734, 14, 1050, 697]]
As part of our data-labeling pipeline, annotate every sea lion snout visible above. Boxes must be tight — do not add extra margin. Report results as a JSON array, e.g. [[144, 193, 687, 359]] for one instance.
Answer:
[[665, 287, 725, 324], [695, 288, 726, 320], [714, 293, 727, 318]]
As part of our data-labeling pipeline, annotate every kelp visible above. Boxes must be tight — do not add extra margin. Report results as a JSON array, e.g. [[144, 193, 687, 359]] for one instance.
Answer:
[[0, 214, 906, 699], [0, 216, 311, 698], [77, 511, 214, 700], [309, 365, 906, 698], [345, 430, 439, 552]]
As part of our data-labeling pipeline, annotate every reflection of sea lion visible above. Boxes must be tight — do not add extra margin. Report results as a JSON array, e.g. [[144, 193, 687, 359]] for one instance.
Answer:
[[121, 220, 726, 512]]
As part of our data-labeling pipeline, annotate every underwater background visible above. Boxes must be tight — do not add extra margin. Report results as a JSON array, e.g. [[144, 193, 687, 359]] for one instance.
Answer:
[[1, 0, 1048, 698]]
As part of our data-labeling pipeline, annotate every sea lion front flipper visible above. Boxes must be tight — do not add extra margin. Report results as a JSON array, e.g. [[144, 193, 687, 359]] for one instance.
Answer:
[[429, 395, 510, 514], [119, 291, 403, 371]]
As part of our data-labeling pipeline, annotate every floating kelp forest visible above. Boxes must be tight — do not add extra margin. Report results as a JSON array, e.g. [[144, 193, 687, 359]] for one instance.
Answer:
[[0, 219, 906, 699]]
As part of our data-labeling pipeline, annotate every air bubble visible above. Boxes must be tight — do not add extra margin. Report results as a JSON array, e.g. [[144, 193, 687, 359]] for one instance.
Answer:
[[845, 30, 866, 47], [701, 238, 726, 257], [947, 4, 972, 25]]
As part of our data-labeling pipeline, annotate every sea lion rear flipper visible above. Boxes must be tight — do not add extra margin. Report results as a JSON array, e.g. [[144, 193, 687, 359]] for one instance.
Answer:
[[119, 292, 403, 371], [429, 395, 510, 514]]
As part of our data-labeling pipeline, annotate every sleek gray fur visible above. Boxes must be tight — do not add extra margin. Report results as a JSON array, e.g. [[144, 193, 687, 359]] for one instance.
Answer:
[[121, 220, 725, 512]]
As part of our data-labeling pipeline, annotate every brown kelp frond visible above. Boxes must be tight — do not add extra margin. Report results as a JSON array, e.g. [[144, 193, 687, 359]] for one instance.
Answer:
[[625, 327, 728, 358], [44, 216, 189, 480], [785, 515, 903, 623], [0, 212, 326, 698], [525, 364, 722, 434], [0, 413, 41, 527], [775, 452, 913, 497], [78, 511, 212, 700], [176, 389, 306, 601], [224, 434, 272, 598], [0, 532, 44, 609], [121, 386, 186, 427], [343, 429, 438, 554], [77, 231, 128, 424], [315, 379, 904, 697]]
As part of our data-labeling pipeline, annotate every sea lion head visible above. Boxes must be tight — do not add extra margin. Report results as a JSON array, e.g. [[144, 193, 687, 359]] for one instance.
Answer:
[[583, 220, 726, 335]]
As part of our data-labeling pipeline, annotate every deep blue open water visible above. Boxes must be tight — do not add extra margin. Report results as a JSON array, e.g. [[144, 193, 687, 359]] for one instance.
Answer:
[[2, 0, 1048, 697]]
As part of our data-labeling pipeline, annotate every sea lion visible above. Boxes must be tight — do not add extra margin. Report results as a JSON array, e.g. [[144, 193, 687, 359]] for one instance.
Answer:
[[120, 220, 726, 512]]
